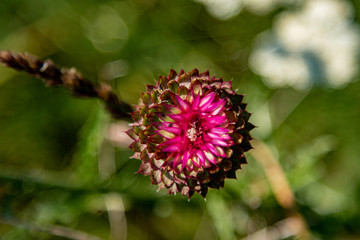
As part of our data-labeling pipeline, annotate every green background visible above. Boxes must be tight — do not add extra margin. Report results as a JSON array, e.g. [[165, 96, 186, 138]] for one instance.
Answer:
[[1, 0, 360, 239]]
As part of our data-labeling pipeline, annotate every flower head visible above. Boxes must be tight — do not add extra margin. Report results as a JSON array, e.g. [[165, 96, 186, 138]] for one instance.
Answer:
[[127, 69, 253, 198]]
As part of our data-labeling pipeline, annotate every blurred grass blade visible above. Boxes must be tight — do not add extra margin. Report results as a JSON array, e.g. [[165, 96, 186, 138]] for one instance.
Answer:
[[72, 103, 109, 185], [206, 192, 236, 240], [0, 216, 102, 240]]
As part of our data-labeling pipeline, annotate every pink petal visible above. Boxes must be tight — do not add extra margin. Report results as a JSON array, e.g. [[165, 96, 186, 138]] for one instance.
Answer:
[[207, 115, 226, 125], [214, 145, 226, 157], [207, 132, 232, 140], [181, 151, 191, 171], [186, 157, 194, 171], [203, 150, 216, 165], [158, 126, 182, 135], [192, 155, 201, 168], [163, 144, 181, 152], [211, 138, 230, 147], [210, 127, 229, 134], [211, 100, 226, 115], [172, 153, 183, 168], [220, 134, 232, 140], [192, 93, 201, 110], [199, 92, 216, 109], [168, 114, 184, 122], [158, 136, 182, 148], [207, 132, 219, 139], [203, 102, 218, 112], [174, 95, 190, 111], [206, 144, 226, 157], [196, 150, 206, 165], [205, 143, 218, 156], [221, 134, 232, 140]]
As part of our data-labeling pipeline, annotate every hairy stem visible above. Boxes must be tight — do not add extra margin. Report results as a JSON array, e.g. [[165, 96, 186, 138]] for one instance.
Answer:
[[0, 50, 133, 120]]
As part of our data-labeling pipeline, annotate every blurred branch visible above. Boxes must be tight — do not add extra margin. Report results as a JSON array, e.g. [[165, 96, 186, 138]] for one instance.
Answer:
[[0, 50, 133, 120], [0, 216, 102, 240], [250, 140, 311, 240], [0, 166, 84, 191], [104, 193, 127, 240], [251, 140, 295, 209]]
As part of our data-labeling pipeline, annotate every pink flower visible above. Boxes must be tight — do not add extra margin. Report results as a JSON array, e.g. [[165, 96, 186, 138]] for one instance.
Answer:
[[127, 69, 253, 198]]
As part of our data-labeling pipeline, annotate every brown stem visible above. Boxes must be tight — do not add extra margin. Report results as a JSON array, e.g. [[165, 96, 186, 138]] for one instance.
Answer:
[[0, 50, 133, 120], [250, 140, 312, 240]]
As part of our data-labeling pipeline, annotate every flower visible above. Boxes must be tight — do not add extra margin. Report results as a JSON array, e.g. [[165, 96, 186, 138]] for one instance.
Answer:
[[127, 69, 253, 198]]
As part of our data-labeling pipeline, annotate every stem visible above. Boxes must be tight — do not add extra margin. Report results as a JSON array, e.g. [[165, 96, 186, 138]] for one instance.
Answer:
[[250, 140, 311, 240], [0, 50, 133, 121]]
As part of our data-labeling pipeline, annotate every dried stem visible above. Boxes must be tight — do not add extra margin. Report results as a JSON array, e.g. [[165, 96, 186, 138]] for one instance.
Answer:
[[250, 140, 312, 240], [241, 213, 309, 240], [251, 140, 295, 209], [0, 50, 133, 120]]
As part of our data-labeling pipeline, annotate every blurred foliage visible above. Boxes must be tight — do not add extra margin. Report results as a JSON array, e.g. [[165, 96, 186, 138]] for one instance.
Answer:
[[1, 0, 360, 239]]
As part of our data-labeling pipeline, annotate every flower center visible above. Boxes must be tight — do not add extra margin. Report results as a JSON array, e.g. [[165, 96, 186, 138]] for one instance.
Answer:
[[185, 116, 202, 142], [186, 126, 198, 142]]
